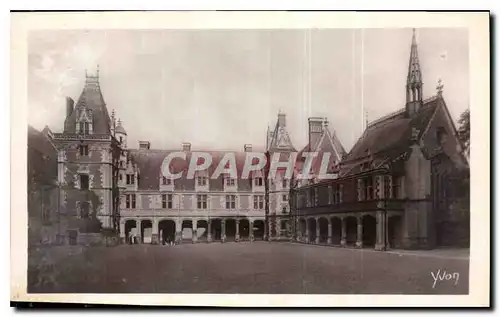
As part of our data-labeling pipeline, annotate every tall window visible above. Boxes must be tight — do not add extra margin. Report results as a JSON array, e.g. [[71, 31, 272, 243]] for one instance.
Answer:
[[253, 195, 264, 209], [162, 194, 172, 209], [83, 122, 90, 134], [197, 194, 208, 209], [226, 177, 236, 186], [309, 187, 316, 207], [126, 194, 136, 209], [197, 176, 207, 186], [331, 184, 342, 204], [79, 145, 89, 156], [80, 174, 89, 190], [226, 195, 236, 209], [126, 174, 135, 185], [282, 179, 287, 188], [282, 194, 288, 202], [364, 177, 373, 200], [254, 177, 263, 187], [392, 177, 400, 199]]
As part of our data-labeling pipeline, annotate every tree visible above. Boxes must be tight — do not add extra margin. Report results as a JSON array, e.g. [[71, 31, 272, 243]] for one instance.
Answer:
[[457, 109, 470, 157]]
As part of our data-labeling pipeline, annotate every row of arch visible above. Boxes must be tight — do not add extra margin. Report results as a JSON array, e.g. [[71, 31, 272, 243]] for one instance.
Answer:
[[297, 214, 403, 248], [124, 218, 266, 244]]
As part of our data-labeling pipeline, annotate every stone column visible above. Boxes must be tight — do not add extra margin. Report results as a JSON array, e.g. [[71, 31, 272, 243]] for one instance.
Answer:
[[192, 220, 198, 243], [235, 219, 240, 242], [135, 219, 142, 244], [327, 219, 332, 244], [151, 218, 159, 245], [119, 221, 126, 244], [175, 219, 182, 244], [375, 211, 386, 251], [207, 219, 212, 243], [340, 217, 347, 247], [356, 216, 363, 248], [305, 220, 310, 243], [249, 221, 254, 242], [221, 219, 226, 243], [315, 218, 320, 244]]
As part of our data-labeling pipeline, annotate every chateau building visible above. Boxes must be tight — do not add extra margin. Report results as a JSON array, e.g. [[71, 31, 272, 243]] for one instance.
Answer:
[[291, 30, 470, 250], [30, 30, 468, 250], [38, 66, 345, 245]]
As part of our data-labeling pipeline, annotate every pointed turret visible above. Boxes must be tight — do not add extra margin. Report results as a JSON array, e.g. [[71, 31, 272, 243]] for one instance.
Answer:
[[64, 66, 112, 134], [406, 29, 423, 116]]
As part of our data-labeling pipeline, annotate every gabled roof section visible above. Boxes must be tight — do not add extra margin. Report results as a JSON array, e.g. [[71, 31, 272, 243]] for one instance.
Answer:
[[310, 126, 346, 161], [267, 112, 297, 152], [340, 96, 441, 176], [64, 69, 111, 135]]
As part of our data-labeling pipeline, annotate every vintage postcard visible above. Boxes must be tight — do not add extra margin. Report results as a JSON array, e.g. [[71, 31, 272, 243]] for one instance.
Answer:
[[11, 11, 490, 307]]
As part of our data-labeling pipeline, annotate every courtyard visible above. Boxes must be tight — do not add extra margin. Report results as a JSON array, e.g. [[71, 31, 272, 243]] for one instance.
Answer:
[[28, 242, 469, 294]]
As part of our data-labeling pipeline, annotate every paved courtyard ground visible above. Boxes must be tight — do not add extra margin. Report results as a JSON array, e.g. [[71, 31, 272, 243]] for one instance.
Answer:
[[28, 242, 469, 294]]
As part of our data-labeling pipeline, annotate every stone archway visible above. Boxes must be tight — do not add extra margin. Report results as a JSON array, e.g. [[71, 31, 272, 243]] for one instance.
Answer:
[[344, 216, 358, 246], [280, 219, 289, 238], [331, 217, 342, 245], [196, 220, 208, 242], [253, 220, 265, 240], [298, 218, 307, 242], [388, 215, 403, 249], [362, 214, 377, 247], [318, 217, 329, 244], [239, 218, 250, 241], [225, 219, 237, 242], [211, 219, 222, 241], [307, 218, 317, 243], [181, 219, 193, 242], [124, 219, 136, 244], [158, 219, 176, 245], [140, 219, 153, 244]]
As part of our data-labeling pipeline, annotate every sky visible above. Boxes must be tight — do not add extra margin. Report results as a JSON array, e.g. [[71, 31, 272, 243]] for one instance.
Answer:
[[28, 28, 469, 152]]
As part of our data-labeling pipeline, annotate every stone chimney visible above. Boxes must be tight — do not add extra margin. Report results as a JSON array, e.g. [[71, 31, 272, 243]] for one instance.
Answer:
[[66, 97, 74, 118], [139, 141, 150, 150], [308, 117, 325, 151], [244, 144, 252, 152], [278, 112, 286, 127], [182, 142, 191, 152]]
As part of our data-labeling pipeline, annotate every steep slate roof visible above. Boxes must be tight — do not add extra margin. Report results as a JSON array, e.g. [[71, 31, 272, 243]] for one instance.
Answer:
[[129, 149, 296, 191], [64, 73, 111, 135], [340, 96, 441, 176]]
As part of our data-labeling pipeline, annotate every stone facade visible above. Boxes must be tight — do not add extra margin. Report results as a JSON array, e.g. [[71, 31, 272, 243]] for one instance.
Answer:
[[291, 30, 470, 251]]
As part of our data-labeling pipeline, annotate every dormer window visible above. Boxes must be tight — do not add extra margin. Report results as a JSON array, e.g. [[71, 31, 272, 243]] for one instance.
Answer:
[[76, 108, 93, 134], [226, 177, 235, 186], [126, 174, 135, 185], [436, 127, 447, 146], [162, 176, 172, 186], [197, 175, 207, 186], [254, 177, 263, 187]]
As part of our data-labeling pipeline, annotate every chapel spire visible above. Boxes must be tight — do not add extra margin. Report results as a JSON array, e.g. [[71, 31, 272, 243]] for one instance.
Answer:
[[406, 28, 423, 116]]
